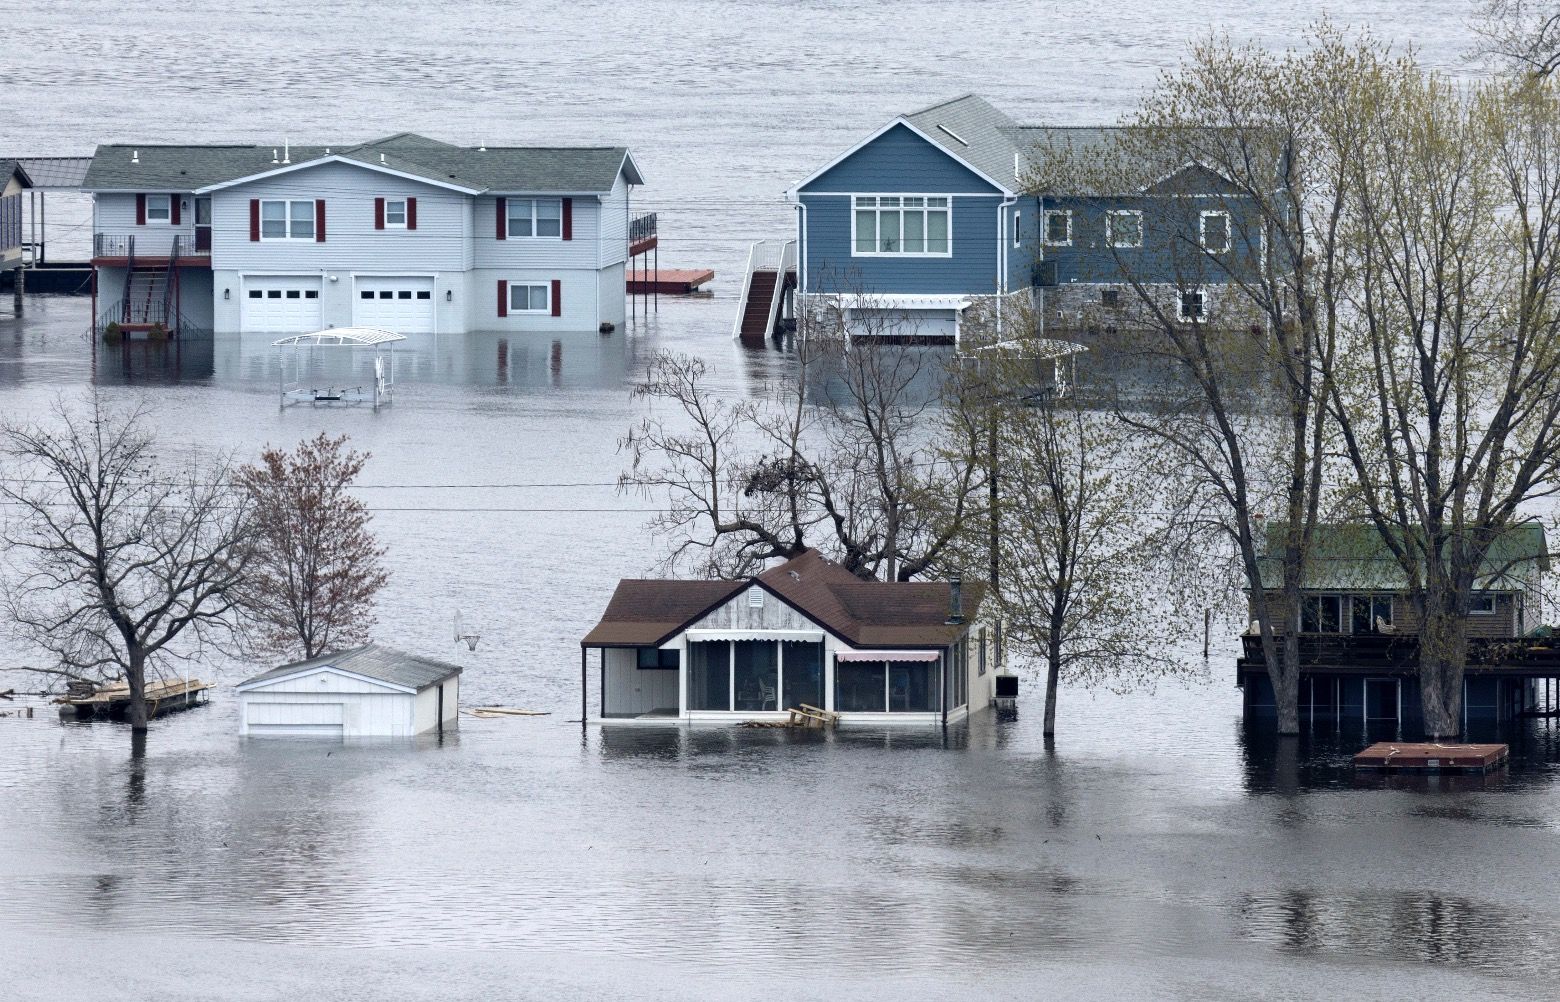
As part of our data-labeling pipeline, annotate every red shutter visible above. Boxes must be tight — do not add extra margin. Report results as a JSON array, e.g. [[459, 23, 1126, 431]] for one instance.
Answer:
[[374, 197, 385, 230], [561, 198, 573, 241], [135, 194, 146, 226], [497, 280, 508, 318], [495, 197, 506, 240], [407, 197, 417, 231], [550, 279, 561, 317], [249, 199, 260, 241], [315, 199, 326, 242], [171, 198, 181, 226]]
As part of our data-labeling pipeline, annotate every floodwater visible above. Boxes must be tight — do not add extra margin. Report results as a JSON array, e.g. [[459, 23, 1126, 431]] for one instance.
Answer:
[[5, 2, 1558, 999]]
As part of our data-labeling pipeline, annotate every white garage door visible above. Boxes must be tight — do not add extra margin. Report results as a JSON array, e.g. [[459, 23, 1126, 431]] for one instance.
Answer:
[[355, 276, 435, 333], [242, 276, 322, 333], [244, 700, 344, 739]]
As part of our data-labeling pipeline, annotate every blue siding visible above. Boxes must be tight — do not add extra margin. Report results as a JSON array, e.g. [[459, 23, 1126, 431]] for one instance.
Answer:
[[801, 193, 1003, 296], [799, 123, 1004, 195], [1038, 195, 1263, 287]]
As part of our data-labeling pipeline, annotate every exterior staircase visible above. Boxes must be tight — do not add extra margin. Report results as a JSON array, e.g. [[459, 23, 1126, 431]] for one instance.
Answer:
[[124, 269, 168, 326], [732, 239, 796, 338]]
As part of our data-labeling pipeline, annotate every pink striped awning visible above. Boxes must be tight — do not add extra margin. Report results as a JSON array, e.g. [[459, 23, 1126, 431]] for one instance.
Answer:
[[835, 650, 940, 662]]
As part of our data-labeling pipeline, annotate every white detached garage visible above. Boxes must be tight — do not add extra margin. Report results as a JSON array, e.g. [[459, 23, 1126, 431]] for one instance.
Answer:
[[237, 644, 462, 739]]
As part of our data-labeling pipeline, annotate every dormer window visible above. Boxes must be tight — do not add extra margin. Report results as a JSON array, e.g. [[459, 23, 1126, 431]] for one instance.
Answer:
[[145, 194, 171, 223], [384, 199, 407, 228]]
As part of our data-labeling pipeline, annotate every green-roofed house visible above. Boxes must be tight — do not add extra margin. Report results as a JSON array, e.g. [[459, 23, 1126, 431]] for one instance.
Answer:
[[81, 134, 646, 337], [1237, 521, 1554, 733]]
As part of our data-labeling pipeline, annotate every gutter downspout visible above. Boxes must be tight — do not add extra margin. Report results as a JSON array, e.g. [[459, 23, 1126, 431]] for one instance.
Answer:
[[996, 194, 1017, 336]]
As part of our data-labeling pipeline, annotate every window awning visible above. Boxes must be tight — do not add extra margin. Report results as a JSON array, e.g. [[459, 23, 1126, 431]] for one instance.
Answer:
[[684, 629, 825, 643], [835, 650, 940, 662]]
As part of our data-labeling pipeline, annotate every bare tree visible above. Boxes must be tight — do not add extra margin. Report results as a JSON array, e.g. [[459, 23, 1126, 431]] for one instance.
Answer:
[[1474, 1, 1560, 78], [619, 317, 986, 581], [0, 395, 253, 733], [236, 433, 389, 660]]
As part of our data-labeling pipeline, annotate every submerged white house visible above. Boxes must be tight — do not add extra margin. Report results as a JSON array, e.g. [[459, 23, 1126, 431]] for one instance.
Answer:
[[236, 644, 462, 739], [581, 549, 994, 725]]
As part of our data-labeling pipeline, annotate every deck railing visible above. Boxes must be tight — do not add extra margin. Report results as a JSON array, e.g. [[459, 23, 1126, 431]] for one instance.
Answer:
[[1237, 632, 1560, 672], [94, 231, 209, 258], [630, 211, 657, 245]]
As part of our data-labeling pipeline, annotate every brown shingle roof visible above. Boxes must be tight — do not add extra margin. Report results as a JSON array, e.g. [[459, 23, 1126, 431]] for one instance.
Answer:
[[580, 579, 745, 647], [583, 549, 984, 649]]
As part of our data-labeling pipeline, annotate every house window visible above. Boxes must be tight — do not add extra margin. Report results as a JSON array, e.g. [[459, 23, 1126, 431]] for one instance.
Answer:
[[1106, 210, 1143, 248], [508, 282, 550, 314], [1351, 596, 1394, 634], [1200, 210, 1231, 254], [1469, 593, 1497, 615], [1301, 595, 1344, 634], [836, 660, 939, 712], [852, 196, 950, 256], [978, 627, 987, 676], [1012, 210, 1021, 248], [384, 199, 407, 228], [507, 197, 562, 238], [1180, 290, 1205, 321], [260, 199, 315, 240], [1043, 209, 1072, 246], [1101, 289, 1121, 309], [144, 194, 171, 223], [635, 647, 680, 670]]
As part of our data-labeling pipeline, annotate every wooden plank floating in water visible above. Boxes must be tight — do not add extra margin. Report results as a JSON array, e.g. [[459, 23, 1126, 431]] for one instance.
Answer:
[[466, 707, 550, 718], [738, 704, 840, 729], [626, 268, 715, 294], [1353, 742, 1509, 773], [58, 678, 210, 721]]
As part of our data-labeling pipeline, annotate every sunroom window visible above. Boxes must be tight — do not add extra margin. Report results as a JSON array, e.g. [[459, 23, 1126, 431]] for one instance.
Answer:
[[853, 196, 950, 255]]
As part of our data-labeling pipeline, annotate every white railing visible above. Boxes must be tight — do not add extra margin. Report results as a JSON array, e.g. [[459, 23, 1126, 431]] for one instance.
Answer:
[[731, 239, 796, 338]]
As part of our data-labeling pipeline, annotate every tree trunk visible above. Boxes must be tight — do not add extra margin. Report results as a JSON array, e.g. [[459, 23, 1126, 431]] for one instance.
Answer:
[[1419, 604, 1467, 739], [1274, 625, 1302, 736], [1043, 639, 1061, 738], [126, 649, 149, 733]]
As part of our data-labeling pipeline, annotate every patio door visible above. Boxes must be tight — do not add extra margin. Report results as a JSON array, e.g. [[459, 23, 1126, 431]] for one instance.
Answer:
[[1364, 677, 1401, 723]]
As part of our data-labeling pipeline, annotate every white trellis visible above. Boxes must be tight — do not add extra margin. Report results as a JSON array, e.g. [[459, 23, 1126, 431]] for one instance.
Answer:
[[273, 327, 407, 408]]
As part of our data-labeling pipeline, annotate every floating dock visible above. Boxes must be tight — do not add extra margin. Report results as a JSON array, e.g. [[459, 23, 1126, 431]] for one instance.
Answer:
[[627, 268, 714, 295], [58, 678, 210, 721], [1353, 742, 1509, 773]]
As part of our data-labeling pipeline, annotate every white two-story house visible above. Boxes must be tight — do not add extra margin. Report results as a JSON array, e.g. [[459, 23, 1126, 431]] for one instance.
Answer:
[[81, 133, 646, 336]]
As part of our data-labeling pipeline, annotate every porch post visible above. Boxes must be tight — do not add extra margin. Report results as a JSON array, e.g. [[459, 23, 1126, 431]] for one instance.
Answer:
[[600, 648, 606, 719], [941, 649, 949, 729], [580, 646, 587, 727]]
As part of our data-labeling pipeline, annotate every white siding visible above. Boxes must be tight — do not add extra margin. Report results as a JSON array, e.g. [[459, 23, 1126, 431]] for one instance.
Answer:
[[469, 267, 601, 332], [599, 174, 630, 267], [689, 587, 820, 632], [471, 196, 603, 270], [211, 162, 468, 273], [238, 690, 415, 737], [598, 261, 625, 328], [602, 647, 678, 716], [93, 192, 198, 256]]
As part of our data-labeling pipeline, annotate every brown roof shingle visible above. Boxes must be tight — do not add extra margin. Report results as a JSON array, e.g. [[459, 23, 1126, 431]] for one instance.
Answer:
[[581, 578, 745, 647]]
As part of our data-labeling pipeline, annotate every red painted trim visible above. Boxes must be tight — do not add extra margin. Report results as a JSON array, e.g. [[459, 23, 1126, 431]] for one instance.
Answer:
[[315, 199, 326, 242], [497, 279, 508, 317], [495, 197, 506, 240], [374, 197, 385, 230], [407, 197, 417, 231], [135, 194, 146, 226], [551, 279, 561, 317], [249, 199, 259, 241], [562, 198, 573, 241]]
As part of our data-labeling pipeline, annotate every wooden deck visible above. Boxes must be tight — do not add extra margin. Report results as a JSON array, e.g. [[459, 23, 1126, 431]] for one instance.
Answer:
[[1353, 742, 1509, 773], [59, 678, 210, 720], [627, 268, 714, 294]]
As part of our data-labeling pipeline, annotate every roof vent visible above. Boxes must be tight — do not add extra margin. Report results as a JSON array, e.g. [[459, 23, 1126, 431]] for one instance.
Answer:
[[937, 124, 969, 147], [271, 148, 279, 165], [324, 147, 331, 155], [788, 571, 801, 581], [478, 142, 487, 151], [282, 139, 290, 165], [380, 153, 386, 164], [130, 149, 139, 164]]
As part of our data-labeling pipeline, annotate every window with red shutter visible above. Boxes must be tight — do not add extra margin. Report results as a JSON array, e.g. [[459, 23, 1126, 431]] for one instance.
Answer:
[[495, 197, 506, 240], [497, 279, 508, 317], [375, 197, 385, 230], [315, 200, 326, 242], [562, 198, 573, 241], [407, 197, 417, 231], [551, 279, 561, 317], [136, 194, 146, 226], [249, 199, 260, 241], [171, 198, 181, 226]]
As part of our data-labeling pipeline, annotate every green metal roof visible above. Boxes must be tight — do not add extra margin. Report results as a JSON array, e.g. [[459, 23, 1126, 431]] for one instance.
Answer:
[[1256, 522, 1550, 592], [82, 133, 640, 194]]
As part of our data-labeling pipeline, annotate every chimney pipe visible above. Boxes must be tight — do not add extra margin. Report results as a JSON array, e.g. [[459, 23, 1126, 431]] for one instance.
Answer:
[[947, 573, 964, 625]]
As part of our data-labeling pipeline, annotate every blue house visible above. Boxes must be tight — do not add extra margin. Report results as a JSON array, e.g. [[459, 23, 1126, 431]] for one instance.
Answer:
[[744, 95, 1262, 342]]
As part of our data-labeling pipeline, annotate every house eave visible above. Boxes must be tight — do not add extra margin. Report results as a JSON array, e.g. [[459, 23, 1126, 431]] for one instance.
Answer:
[[192, 154, 485, 195]]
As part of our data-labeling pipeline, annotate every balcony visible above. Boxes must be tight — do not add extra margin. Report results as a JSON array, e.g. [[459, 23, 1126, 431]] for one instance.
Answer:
[[1236, 632, 1560, 674], [630, 211, 657, 256], [93, 232, 211, 265]]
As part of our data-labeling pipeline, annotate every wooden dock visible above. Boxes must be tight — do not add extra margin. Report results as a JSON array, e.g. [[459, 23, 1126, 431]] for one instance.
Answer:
[[627, 268, 714, 295], [1353, 742, 1509, 773], [58, 678, 210, 721]]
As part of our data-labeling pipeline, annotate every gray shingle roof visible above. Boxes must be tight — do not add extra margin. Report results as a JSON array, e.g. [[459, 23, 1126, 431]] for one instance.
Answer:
[[903, 94, 1027, 193], [1, 160, 33, 188], [14, 156, 92, 189], [239, 643, 462, 691], [82, 133, 638, 194]]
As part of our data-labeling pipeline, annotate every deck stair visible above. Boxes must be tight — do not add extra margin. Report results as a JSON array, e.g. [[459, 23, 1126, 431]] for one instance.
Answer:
[[124, 269, 168, 325], [732, 239, 796, 338]]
